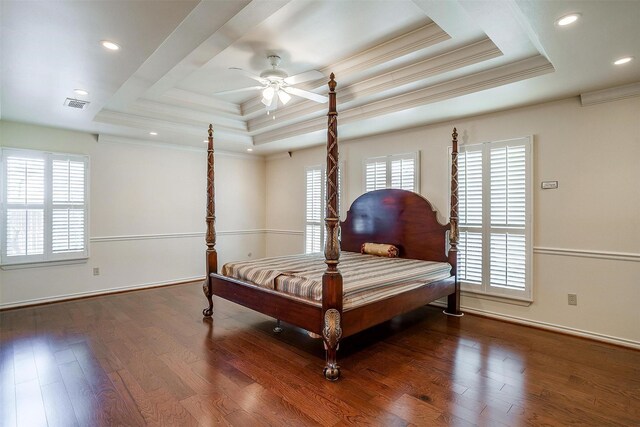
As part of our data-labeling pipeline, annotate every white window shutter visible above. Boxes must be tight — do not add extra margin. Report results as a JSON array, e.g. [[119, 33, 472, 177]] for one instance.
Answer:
[[458, 148, 483, 284], [459, 150, 483, 227], [305, 167, 323, 253], [454, 137, 531, 299], [490, 233, 526, 290], [365, 152, 418, 193], [365, 160, 386, 192], [459, 231, 483, 283], [1, 149, 89, 265], [51, 159, 87, 254], [390, 157, 415, 191], [305, 164, 344, 254], [4, 156, 45, 258], [489, 143, 528, 291], [305, 224, 322, 254]]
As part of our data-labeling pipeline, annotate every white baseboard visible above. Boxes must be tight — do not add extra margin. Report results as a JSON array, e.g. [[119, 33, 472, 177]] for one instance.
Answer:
[[430, 301, 640, 350], [0, 276, 206, 310]]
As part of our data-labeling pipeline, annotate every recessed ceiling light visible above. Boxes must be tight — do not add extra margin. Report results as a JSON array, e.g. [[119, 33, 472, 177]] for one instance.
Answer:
[[556, 13, 580, 26], [74, 89, 89, 96], [101, 40, 120, 51], [247, 148, 253, 152], [149, 132, 158, 136], [614, 56, 633, 65]]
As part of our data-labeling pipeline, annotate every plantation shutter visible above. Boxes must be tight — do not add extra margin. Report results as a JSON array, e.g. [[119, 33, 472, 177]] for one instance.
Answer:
[[4, 154, 46, 261], [489, 144, 527, 291], [51, 157, 87, 255], [454, 137, 531, 299], [305, 165, 343, 254], [305, 167, 323, 253], [365, 160, 386, 192], [458, 148, 483, 284], [1, 149, 89, 265], [390, 156, 416, 191], [364, 153, 418, 193]]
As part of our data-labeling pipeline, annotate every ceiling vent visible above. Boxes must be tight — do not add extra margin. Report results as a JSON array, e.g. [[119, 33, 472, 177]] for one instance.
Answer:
[[63, 98, 90, 110]]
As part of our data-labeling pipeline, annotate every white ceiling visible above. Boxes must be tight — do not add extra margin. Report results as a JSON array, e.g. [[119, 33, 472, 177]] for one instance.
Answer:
[[1, 0, 639, 155]]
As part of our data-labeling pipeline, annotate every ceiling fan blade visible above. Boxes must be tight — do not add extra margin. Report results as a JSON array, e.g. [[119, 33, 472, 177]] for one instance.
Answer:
[[213, 86, 264, 96], [283, 70, 325, 85], [229, 67, 267, 84], [283, 86, 328, 103]]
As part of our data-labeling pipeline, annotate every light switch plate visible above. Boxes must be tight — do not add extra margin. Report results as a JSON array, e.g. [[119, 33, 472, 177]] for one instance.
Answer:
[[541, 181, 558, 189]]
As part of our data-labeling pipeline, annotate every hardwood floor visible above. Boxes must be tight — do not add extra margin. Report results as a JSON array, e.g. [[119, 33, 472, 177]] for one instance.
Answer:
[[1, 282, 639, 426]]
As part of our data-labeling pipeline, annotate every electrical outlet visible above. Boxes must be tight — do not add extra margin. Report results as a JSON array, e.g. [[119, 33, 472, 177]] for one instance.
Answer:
[[568, 294, 577, 306], [541, 181, 558, 189], [93, 267, 100, 276]]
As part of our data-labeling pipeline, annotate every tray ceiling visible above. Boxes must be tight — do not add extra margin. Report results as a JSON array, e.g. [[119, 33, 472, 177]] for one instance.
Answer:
[[1, 0, 639, 154]]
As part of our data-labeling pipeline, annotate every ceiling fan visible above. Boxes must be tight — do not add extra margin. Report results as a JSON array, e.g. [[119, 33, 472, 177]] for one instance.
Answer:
[[214, 55, 327, 114]]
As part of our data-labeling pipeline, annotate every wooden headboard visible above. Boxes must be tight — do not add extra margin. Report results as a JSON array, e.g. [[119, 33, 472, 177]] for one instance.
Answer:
[[340, 189, 450, 262]]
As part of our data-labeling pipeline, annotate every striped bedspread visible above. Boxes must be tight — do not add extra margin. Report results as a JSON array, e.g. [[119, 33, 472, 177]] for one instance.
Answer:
[[221, 252, 452, 310]]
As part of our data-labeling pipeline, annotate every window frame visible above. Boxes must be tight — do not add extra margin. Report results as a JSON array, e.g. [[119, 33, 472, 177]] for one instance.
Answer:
[[450, 137, 533, 301], [0, 147, 90, 266], [363, 151, 420, 193]]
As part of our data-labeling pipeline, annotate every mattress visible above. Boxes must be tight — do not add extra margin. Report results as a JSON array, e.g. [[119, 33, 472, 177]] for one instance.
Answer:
[[221, 251, 452, 310]]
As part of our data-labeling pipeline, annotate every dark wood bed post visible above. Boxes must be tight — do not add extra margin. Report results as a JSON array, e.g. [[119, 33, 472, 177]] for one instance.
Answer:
[[445, 127, 463, 316], [322, 73, 343, 381], [202, 124, 217, 317]]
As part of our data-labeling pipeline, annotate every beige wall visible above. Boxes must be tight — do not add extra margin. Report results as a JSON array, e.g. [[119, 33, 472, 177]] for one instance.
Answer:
[[264, 96, 640, 345], [2, 95, 638, 346], [0, 121, 266, 307]]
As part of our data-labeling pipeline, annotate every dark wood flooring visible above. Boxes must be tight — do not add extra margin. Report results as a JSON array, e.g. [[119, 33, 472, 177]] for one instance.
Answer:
[[1, 281, 639, 426]]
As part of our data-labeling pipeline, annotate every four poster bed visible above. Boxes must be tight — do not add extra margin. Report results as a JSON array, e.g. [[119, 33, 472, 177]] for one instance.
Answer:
[[202, 74, 462, 380]]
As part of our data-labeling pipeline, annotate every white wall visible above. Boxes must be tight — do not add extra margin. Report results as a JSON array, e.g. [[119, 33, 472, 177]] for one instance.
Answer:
[[264, 96, 640, 346], [0, 121, 266, 307]]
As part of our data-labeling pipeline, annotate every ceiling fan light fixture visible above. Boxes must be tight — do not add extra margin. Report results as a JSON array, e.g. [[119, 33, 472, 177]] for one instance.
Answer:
[[262, 86, 275, 102], [277, 90, 291, 105], [225, 56, 325, 114]]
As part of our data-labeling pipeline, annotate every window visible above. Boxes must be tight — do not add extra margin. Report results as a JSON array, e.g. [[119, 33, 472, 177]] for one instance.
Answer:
[[1, 148, 89, 265], [364, 152, 419, 192], [455, 137, 532, 300], [305, 165, 342, 254]]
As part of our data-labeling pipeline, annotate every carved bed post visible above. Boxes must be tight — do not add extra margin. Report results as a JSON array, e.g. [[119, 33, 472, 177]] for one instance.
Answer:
[[322, 73, 343, 381], [203, 124, 217, 317], [445, 127, 463, 316]]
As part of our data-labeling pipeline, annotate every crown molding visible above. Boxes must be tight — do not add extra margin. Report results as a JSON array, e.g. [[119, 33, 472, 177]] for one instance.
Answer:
[[98, 134, 205, 152], [97, 134, 261, 160], [254, 55, 554, 145], [241, 22, 451, 117], [248, 38, 502, 133], [131, 99, 247, 132], [94, 110, 252, 145], [580, 81, 640, 106]]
